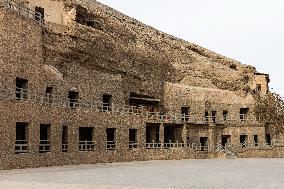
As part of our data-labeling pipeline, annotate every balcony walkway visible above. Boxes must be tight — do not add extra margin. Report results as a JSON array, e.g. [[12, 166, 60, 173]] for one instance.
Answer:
[[0, 88, 261, 125]]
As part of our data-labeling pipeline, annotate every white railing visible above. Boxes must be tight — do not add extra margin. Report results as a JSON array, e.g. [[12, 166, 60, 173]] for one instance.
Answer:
[[15, 140, 28, 153], [79, 141, 94, 151], [145, 141, 162, 149], [106, 141, 116, 150], [39, 140, 51, 153], [164, 140, 185, 149], [0, 87, 261, 125], [15, 87, 29, 101], [62, 142, 68, 152], [129, 141, 138, 150], [1, 0, 45, 24], [272, 138, 284, 146], [240, 114, 248, 121]]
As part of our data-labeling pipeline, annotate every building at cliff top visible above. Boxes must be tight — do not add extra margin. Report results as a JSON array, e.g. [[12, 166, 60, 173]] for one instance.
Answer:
[[0, 0, 282, 170]]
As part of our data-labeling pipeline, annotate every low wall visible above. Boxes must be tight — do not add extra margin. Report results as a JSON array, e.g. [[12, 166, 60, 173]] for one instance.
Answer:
[[237, 146, 284, 158]]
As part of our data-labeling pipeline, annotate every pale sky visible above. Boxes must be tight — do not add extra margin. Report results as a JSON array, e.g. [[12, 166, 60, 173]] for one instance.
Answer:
[[98, 0, 284, 96]]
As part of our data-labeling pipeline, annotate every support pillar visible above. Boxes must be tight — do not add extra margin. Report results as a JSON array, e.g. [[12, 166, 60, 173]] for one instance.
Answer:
[[182, 123, 188, 146], [159, 123, 164, 149]]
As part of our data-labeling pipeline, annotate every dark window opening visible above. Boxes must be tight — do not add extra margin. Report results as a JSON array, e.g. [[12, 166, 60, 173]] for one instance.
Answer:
[[240, 135, 248, 148], [205, 111, 209, 123], [221, 135, 230, 148], [200, 137, 209, 151], [62, 126, 68, 152], [103, 94, 112, 106], [212, 111, 217, 124], [45, 86, 54, 104], [256, 84, 262, 92], [102, 94, 112, 111], [68, 91, 79, 109], [266, 134, 271, 145], [146, 125, 159, 143], [146, 124, 161, 149], [254, 135, 258, 146], [229, 64, 237, 70], [181, 107, 190, 121], [106, 128, 116, 150], [75, 5, 103, 30], [79, 127, 94, 151], [223, 110, 228, 121], [16, 77, 28, 100], [39, 124, 51, 153], [164, 125, 183, 146], [240, 108, 249, 121], [15, 122, 28, 154], [35, 6, 44, 22], [129, 129, 137, 149]]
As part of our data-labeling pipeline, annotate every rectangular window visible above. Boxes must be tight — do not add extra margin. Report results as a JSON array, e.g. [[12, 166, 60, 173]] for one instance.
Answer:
[[223, 110, 228, 121], [256, 84, 262, 92], [79, 127, 94, 151], [35, 6, 44, 22], [146, 124, 161, 149], [106, 128, 116, 150], [102, 94, 112, 112], [211, 111, 217, 124], [68, 91, 79, 109], [200, 137, 209, 151], [181, 107, 190, 122], [39, 124, 51, 153], [45, 86, 54, 104], [15, 122, 28, 154], [240, 108, 249, 121], [16, 77, 28, 100], [266, 134, 271, 145], [62, 126, 68, 152], [240, 135, 248, 148], [204, 111, 209, 123], [129, 129, 138, 150], [254, 135, 258, 146]]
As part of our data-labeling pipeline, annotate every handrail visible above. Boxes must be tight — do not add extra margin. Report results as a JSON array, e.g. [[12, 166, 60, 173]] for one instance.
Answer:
[[15, 140, 28, 153], [106, 141, 116, 150], [1, 87, 260, 125], [129, 141, 138, 150], [79, 140, 94, 151], [39, 140, 51, 153]]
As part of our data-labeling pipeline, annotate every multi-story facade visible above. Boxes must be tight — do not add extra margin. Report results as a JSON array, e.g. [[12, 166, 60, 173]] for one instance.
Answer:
[[0, 0, 277, 169]]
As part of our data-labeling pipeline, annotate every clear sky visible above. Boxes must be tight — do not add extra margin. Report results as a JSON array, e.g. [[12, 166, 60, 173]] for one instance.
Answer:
[[98, 0, 284, 96]]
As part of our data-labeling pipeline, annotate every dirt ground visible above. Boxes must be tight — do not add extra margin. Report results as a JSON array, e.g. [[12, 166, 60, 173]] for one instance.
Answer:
[[0, 159, 284, 189]]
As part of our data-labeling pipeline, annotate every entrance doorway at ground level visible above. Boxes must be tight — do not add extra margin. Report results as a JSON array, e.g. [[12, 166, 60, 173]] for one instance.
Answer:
[[221, 135, 231, 147], [240, 135, 248, 148], [200, 137, 208, 151]]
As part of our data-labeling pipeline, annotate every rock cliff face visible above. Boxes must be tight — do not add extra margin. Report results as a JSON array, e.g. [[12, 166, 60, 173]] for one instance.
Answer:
[[43, 0, 258, 101]]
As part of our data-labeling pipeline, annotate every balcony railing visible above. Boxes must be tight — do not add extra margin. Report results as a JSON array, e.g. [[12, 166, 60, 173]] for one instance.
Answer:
[[240, 114, 248, 122], [15, 87, 29, 101], [145, 141, 162, 149], [106, 141, 116, 150], [39, 140, 51, 153], [129, 141, 138, 150], [15, 140, 28, 154], [79, 141, 94, 151], [62, 142, 68, 152], [0, 88, 260, 125], [164, 140, 185, 149]]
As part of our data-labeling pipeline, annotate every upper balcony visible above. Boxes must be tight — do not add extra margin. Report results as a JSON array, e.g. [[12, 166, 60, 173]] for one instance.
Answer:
[[0, 87, 260, 126]]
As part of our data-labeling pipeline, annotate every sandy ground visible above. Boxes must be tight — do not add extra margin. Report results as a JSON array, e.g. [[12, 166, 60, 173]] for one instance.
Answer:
[[0, 159, 284, 189]]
